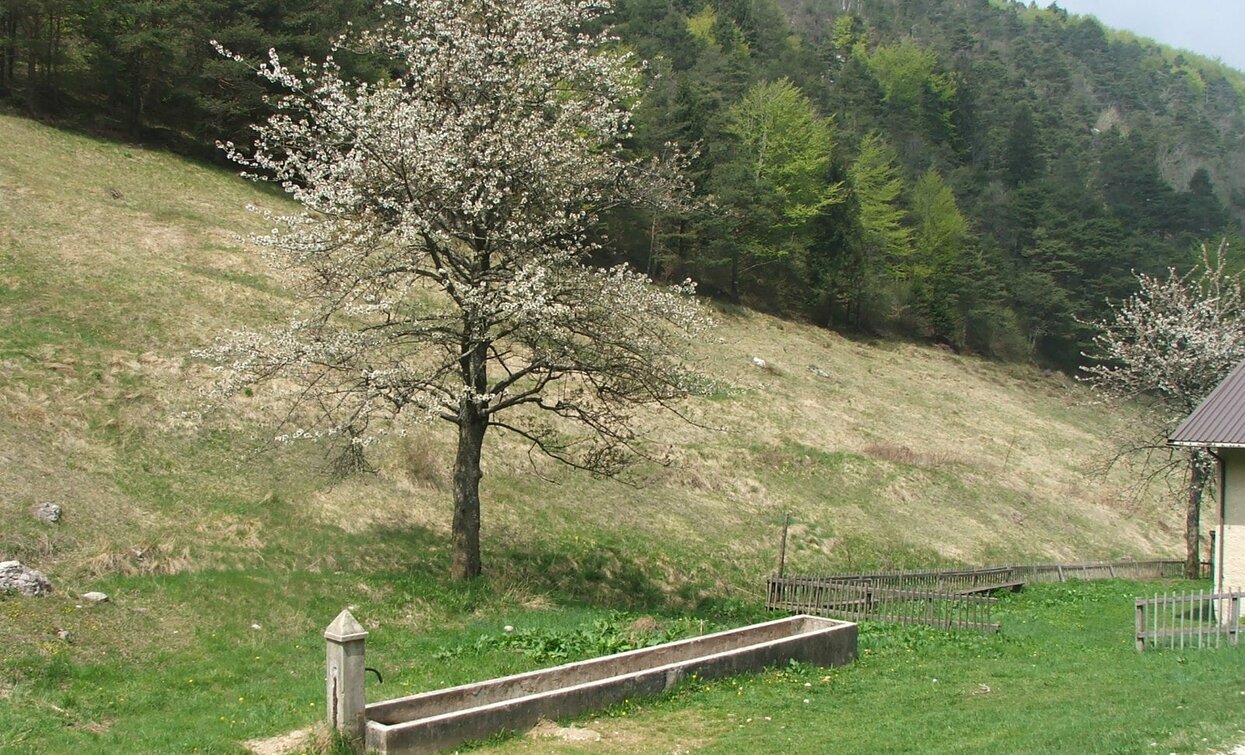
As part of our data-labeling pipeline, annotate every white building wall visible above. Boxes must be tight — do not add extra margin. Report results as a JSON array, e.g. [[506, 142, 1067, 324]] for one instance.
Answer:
[[1218, 449, 1245, 593]]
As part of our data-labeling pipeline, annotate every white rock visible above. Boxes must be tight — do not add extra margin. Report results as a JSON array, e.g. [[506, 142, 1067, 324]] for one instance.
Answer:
[[33, 502, 62, 524], [0, 561, 52, 597], [81, 591, 110, 603]]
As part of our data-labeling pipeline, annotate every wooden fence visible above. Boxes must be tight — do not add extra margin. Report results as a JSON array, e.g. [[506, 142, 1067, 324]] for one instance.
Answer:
[[1135, 589, 1243, 651], [766, 575, 999, 632], [806, 559, 1194, 591], [767, 559, 1207, 634]]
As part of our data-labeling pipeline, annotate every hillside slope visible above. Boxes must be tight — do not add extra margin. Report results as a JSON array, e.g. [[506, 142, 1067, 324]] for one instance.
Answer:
[[0, 111, 1213, 755], [0, 113, 1182, 600]]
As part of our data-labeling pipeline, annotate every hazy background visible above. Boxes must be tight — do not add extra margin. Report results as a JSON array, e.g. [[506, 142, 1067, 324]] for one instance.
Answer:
[[1054, 0, 1245, 73]]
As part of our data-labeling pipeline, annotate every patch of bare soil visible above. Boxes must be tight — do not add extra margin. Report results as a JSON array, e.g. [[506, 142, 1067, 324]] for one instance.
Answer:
[[530, 719, 603, 743], [244, 726, 313, 755], [68, 718, 114, 734]]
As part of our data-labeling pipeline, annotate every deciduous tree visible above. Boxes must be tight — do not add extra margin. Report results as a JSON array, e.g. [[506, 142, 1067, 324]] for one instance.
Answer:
[[714, 78, 842, 301], [1082, 241, 1245, 577], [850, 132, 910, 281], [204, 0, 710, 579], [909, 168, 968, 344]]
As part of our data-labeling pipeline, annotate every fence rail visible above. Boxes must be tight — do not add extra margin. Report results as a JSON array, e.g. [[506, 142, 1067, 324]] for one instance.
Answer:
[[1135, 590, 1243, 651], [766, 575, 999, 632]]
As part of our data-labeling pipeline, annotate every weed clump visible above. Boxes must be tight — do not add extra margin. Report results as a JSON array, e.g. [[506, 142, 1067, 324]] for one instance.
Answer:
[[432, 612, 718, 664]]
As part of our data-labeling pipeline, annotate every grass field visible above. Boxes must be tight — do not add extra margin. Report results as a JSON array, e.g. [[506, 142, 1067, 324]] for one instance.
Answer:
[[0, 113, 1228, 752], [471, 580, 1245, 755], [4, 578, 1243, 753]]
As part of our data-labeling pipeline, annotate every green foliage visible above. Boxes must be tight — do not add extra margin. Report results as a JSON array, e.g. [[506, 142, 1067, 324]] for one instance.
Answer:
[[724, 78, 839, 226], [712, 77, 843, 301], [867, 40, 957, 120], [433, 612, 717, 664], [908, 168, 969, 343], [811, 132, 910, 328], [1002, 102, 1042, 186], [850, 132, 911, 271], [5, 0, 1245, 364], [686, 4, 717, 46]]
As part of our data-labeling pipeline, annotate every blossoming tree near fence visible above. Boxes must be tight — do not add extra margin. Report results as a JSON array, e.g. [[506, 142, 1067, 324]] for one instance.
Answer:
[[202, 0, 710, 579], [1082, 241, 1245, 578]]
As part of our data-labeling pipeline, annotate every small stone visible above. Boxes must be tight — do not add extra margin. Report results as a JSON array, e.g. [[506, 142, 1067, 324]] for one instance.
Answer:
[[504, 625, 514, 633], [251, 623, 262, 630], [81, 591, 110, 603], [751, 357, 767, 369], [33, 502, 62, 524], [56, 628, 71, 641], [0, 561, 52, 597], [808, 365, 829, 378]]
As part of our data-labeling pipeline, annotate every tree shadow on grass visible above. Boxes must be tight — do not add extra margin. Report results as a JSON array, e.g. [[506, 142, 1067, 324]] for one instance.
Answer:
[[345, 523, 756, 621], [491, 537, 750, 619]]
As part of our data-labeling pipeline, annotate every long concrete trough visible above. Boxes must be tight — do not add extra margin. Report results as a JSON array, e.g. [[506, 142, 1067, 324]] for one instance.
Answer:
[[364, 614, 857, 754]]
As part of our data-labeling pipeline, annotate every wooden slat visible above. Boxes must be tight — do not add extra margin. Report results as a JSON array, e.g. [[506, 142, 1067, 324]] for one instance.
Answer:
[[1134, 589, 1245, 652]]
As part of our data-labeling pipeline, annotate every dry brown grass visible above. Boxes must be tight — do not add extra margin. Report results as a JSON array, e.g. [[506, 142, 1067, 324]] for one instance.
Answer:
[[400, 432, 452, 490], [860, 442, 958, 469], [81, 541, 195, 578], [244, 725, 319, 755], [0, 111, 1187, 596]]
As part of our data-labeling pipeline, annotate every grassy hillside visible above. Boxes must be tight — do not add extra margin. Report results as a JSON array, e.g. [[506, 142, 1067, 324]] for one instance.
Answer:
[[0, 114, 1213, 753], [0, 112, 1179, 586]]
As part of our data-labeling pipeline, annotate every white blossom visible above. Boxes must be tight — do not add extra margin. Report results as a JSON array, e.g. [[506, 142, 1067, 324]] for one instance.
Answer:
[[200, 0, 710, 576], [1081, 241, 1245, 420], [1081, 240, 1244, 578]]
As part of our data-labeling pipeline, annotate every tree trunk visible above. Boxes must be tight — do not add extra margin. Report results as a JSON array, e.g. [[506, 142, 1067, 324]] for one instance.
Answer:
[[729, 247, 741, 302], [0, 11, 15, 97], [451, 402, 486, 580], [1184, 451, 1207, 580]]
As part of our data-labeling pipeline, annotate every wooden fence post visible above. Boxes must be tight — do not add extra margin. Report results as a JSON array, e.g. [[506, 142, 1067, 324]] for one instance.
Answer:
[[1233, 595, 1241, 646], [326, 609, 369, 745], [777, 512, 790, 579]]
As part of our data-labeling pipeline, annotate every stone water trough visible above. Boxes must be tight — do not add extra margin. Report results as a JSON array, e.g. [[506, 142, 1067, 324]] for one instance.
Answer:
[[337, 613, 856, 754]]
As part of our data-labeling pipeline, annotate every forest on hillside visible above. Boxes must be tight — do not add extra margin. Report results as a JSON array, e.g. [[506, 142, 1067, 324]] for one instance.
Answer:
[[3, 0, 1244, 368]]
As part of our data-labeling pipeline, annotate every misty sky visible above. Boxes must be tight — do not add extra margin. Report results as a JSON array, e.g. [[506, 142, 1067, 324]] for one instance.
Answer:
[[1053, 0, 1245, 73]]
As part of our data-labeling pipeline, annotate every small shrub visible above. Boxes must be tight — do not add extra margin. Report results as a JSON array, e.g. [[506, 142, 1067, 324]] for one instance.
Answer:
[[401, 435, 448, 490]]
